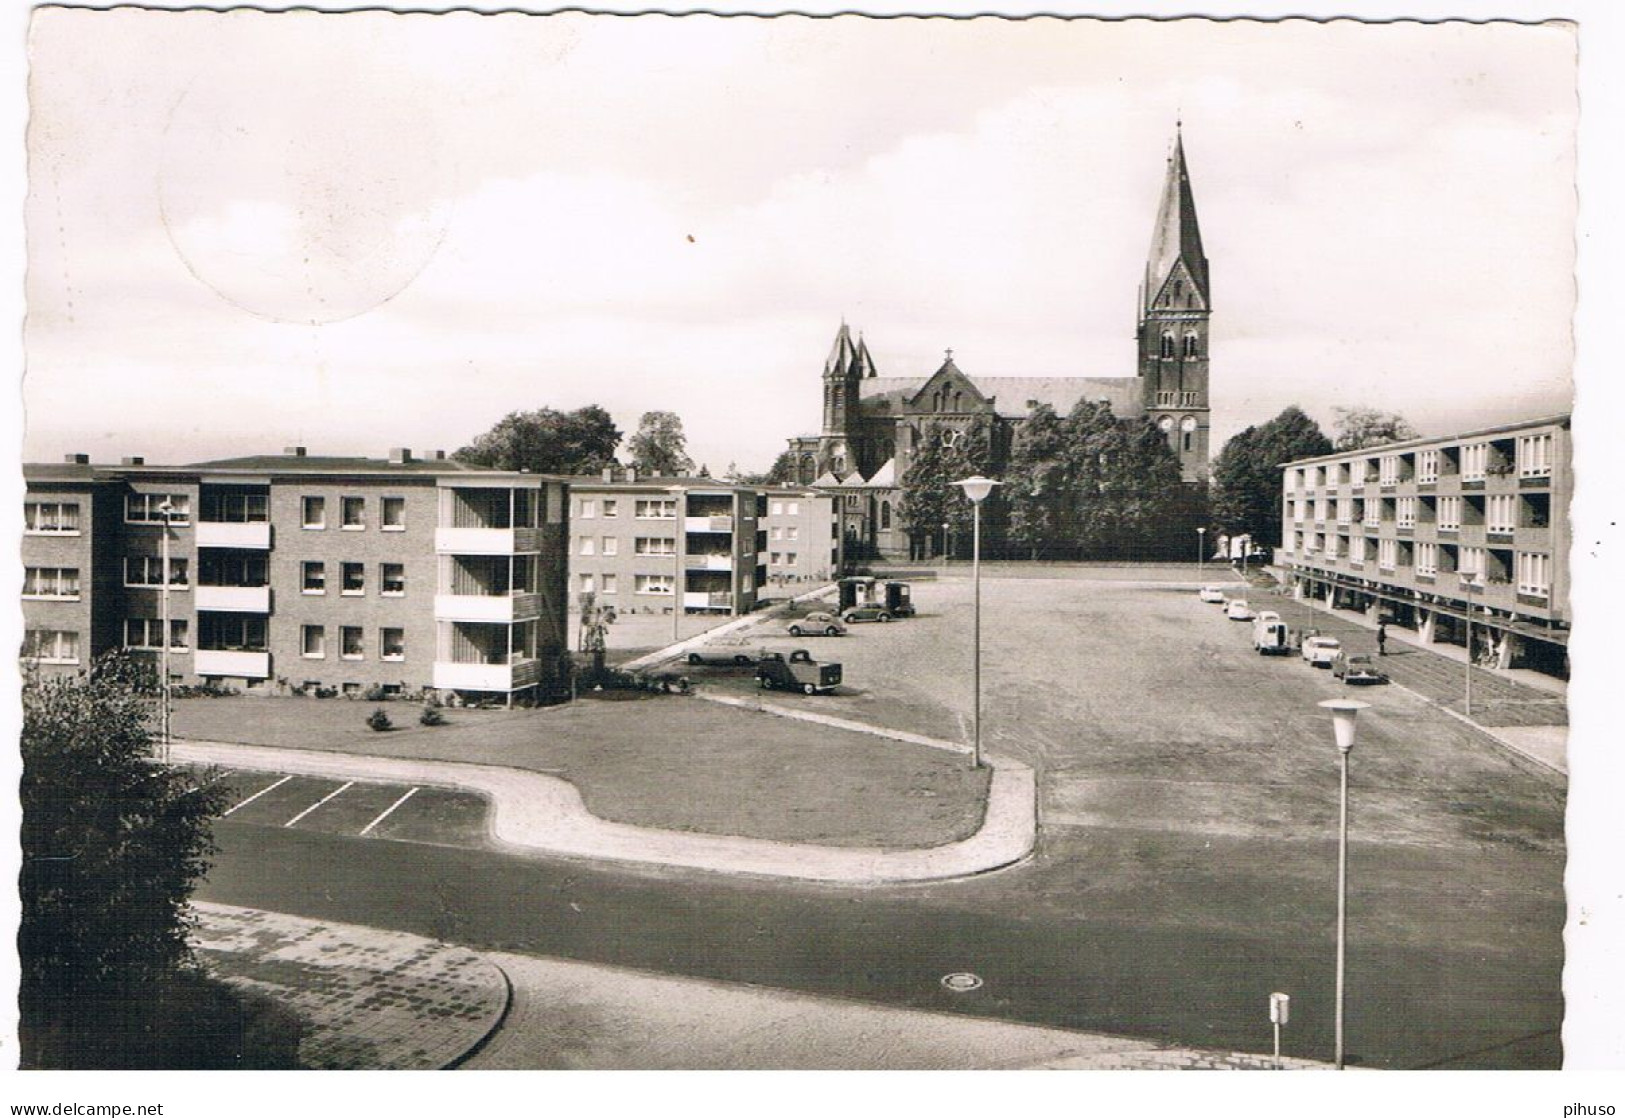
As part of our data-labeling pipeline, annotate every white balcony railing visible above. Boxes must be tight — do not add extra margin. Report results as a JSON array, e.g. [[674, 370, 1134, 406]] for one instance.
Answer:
[[683, 591, 733, 610], [435, 526, 540, 555], [194, 649, 270, 679], [196, 521, 271, 549], [684, 554, 733, 572], [433, 592, 541, 623], [683, 515, 733, 533], [433, 659, 540, 692], [195, 585, 271, 613]]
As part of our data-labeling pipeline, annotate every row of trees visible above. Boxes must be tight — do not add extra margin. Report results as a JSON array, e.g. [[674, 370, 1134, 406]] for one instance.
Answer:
[[454, 406, 704, 477]]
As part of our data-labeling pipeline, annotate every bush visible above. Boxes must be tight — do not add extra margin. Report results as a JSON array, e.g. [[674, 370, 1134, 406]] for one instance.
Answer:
[[418, 705, 445, 727], [366, 708, 393, 732], [363, 684, 390, 703]]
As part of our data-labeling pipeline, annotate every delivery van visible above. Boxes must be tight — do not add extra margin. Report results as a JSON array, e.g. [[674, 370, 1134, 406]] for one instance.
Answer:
[[1253, 618, 1290, 655]]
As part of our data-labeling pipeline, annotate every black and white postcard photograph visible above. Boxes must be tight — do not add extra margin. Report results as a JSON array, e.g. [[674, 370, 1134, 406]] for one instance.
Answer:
[[5, 1, 1623, 1113]]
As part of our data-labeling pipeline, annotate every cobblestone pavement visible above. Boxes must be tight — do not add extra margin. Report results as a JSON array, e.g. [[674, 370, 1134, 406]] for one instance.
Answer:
[[192, 903, 509, 1069]]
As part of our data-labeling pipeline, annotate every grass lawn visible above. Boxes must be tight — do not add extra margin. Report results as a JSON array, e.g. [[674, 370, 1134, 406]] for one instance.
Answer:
[[171, 693, 988, 849]]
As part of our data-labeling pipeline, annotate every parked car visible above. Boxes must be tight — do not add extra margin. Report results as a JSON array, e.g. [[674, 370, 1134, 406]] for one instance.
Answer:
[[1253, 618, 1290, 655], [1332, 652, 1389, 685], [1198, 585, 1227, 603], [685, 640, 758, 666], [1225, 598, 1254, 621], [1255, 610, 1281, 625], [1302, 635, 1342, 667], [786, 611, 847, 637], [842, 604, 894, 624], [755, 649, 843, 694]]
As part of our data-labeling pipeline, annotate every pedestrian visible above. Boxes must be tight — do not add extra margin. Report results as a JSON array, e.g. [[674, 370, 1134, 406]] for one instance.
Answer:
[[1377, 621, 1388, 656]]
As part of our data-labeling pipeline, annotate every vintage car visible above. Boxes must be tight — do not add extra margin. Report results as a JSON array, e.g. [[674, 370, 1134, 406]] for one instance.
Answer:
[[841, 604, 894, 624], [1302, 635, 1343, 667], [1332, 652, 1389, 685], [1198, 585, 1227, 603], [755, 649, 843, 695], [786, 611, 847, 637], [1225, 598, 1254, 621], [685, 638, 759, 666]]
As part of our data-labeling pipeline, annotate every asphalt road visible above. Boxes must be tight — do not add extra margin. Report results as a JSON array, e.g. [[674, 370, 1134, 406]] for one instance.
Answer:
[[196, 572, 1566, 1069]]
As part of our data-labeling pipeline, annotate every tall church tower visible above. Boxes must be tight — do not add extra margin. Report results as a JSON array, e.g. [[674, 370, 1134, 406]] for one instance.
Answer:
[[818, 322, 871, 478], [1138, 128, 1211, 484]]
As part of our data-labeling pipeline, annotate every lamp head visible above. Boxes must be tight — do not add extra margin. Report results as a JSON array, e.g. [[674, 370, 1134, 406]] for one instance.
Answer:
[[953, 476, 1000, 504], [1318, 698, 1370, 753]]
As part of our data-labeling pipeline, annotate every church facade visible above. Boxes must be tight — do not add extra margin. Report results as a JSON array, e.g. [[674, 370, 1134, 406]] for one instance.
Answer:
[[785, 130, 1213, 559]]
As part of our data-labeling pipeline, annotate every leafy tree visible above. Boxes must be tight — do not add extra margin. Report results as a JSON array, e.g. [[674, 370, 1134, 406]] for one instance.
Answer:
[[765, 450, 799, 485], [1333, 406, 1419, 450], [1005, 403, 1071, 559], [628, 410, 695, 477], [899, 418, 996, 559], [454, 405, 622, 475], [1211, 405, 1333, 549], [20, 653, 299, 1068]]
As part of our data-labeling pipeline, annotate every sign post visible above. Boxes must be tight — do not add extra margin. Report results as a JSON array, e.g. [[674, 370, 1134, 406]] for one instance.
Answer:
[[1269, 992, 1290, 1067]]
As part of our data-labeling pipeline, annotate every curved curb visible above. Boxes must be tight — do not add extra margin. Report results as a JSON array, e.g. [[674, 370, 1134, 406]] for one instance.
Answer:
[[446, 961, 515, 1070], [173, 739, 1036, 886]]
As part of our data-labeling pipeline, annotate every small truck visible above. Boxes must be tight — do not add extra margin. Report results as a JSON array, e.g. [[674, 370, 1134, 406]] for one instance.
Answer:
[[755, 649, 843, 695]]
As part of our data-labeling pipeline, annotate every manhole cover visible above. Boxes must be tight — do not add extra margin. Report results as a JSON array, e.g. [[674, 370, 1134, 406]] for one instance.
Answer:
[[940, 972, 983, 992]]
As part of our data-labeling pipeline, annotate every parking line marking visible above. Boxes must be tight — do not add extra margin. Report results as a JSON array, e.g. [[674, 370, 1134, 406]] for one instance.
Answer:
[[222, 774, 293, 817], [360, 787, 418, 836], [284, 781, 354, 828]]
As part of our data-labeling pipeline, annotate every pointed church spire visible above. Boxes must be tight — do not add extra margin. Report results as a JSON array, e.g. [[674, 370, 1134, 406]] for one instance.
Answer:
[[1144, 129, 1208, 313], [824, 321, 856, 377]]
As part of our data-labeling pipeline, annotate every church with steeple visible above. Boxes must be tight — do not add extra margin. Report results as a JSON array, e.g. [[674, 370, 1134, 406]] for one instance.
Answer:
[[784, 129, 1213, 558]]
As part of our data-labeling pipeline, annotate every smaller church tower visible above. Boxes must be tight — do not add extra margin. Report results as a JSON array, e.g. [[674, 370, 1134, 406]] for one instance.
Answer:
[[818, 322, 866, 477], [1138, 128, 1212, 484]]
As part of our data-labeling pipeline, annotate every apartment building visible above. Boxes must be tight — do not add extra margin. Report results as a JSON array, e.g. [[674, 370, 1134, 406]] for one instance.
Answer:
[[566, 473, 766, 617], [21, 448, 571, 704], [761, 489, 844, 590], [1278, 415, 1570, 676]]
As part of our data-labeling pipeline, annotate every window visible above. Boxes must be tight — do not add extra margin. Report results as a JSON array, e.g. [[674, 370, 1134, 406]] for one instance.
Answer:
[[785, 552, 798, 567], [1397, 496, 1417, 529], [1460, 546, 1487, 583], [1518, 433, 1554, 478], [579, 536, 596, 556], [1314, 497, 1329, 523], [1417, 450, 1439, 484], [786, 526, 799, 541], [24, 501, 80, 534], [341, 626, 364, 659], [23, 567, 80, 599], [22, 629, 79, 664], [381, 563, 405, 596], [580, 573, 595, 594], [381, 628, 405, 662], [770, 500, 784, 516], [602, 499, 618, 518], [602, 537, 618, 557], [770, 552, 781, 566], [125, 555, 188, 588], [787, 502, 800, 516], [770, 526, 782, 541], [199, 614, 266, 652], [579, 499, 596, 519], [635, 537, 676, 556], [1517, 552, 1551, 597], [1350, 535, 1368, 563], [382, 497, 406, 530], [1379, 456, 1400, 485], [1160, 333, 1175, 358], [881, 501, 892, 529], [126, 493, 191, 524], [342, 496, 366, 529], [1183, 334, 1200, 357], [1437, 496, 1462, 531], [1362, 500, 1380, 528], [1416, 542, 1438, 577], [635, 574, 673, 596], [302, 561, 326, 594], [1461, 443, 1488, 482], [125, 618, 188, 651], [201, 489, 268, 522], [303, 496, 326, 529], [1488, 494, 1517, 534], [1378, 538, 1397, 571], [341, 562, 365, 595], [601, 574, 617, 595], [200, 552, 267, 588], [635, 498, 676, 519], [302, 625, 326, 659], [1336, 498, 1352, 525]]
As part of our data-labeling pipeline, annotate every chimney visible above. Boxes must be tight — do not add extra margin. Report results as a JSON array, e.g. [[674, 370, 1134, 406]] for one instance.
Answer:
[[63, 453, 89, 465], [433, 449, 446, 461], [388, 447, 412, 464], [625, 466, 637, 483], [601, 466, 614, 483], [283, 445, 307, 458], [121, 456, 144, 466]]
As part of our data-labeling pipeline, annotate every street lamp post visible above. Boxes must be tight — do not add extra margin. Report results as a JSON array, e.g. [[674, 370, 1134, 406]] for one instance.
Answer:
[[953, 476, 1000, 770], [941, 521, 950, 563], [157, 499, 176, 762], [1459, 571, 1479, 717], [1318, 697, 1369, 1071], [1197, 526, 1207, 578]]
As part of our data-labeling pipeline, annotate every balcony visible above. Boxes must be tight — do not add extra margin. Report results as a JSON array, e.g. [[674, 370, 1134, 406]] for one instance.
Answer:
[[434, 592, 542, 623], [684, 515, 733, 533], [196, 521, 271, 549], [683, 591, 734, 610], [435, 526, 541, 555], [194, 649, 270, 679], [684, 553, 733, 572], [196, 585, 271, 613], [433, 658, 541, 692]]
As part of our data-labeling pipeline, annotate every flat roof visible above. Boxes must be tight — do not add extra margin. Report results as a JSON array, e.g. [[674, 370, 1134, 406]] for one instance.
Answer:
[[1280, 413, 1571, 470]]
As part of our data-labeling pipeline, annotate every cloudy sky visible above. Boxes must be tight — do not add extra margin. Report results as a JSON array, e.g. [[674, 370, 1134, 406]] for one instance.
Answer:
[[23, 10, 1575, 472]]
